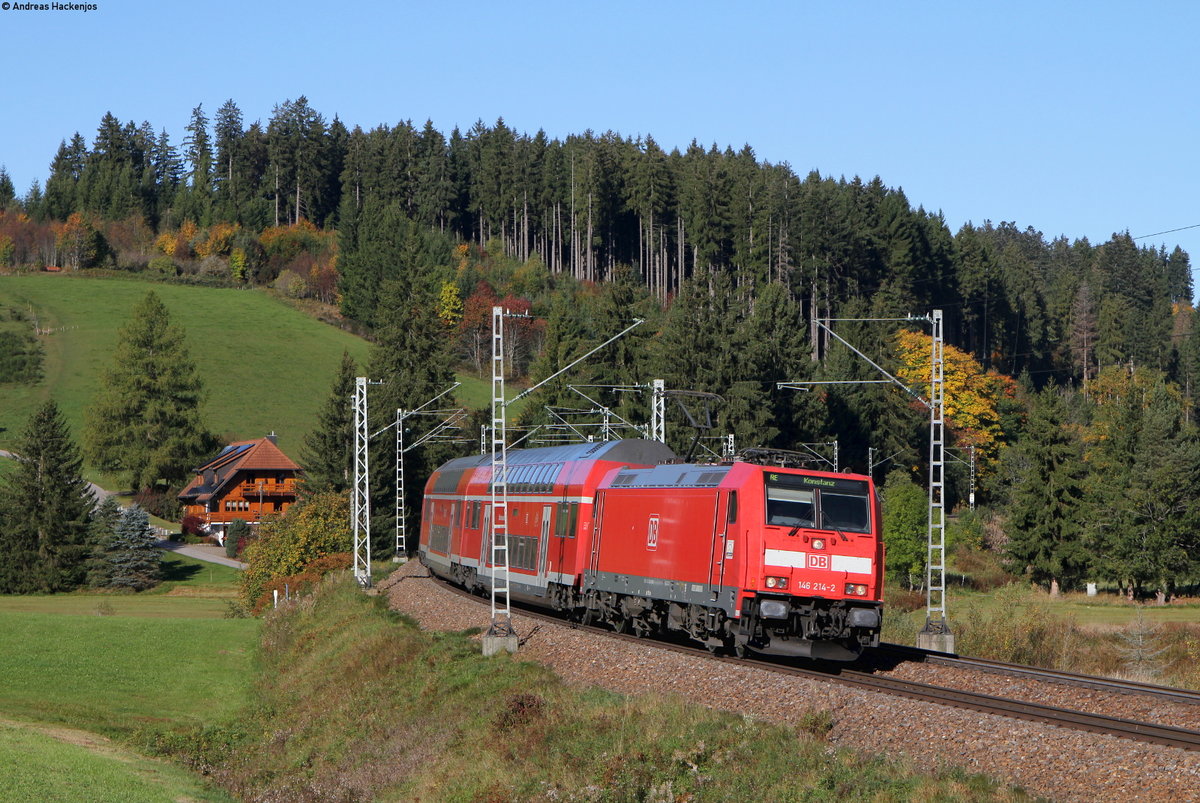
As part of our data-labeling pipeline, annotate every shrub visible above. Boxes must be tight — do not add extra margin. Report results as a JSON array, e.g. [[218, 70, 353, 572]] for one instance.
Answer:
[[952, 546, 1015, 592], [148, 255, 178, 275], [199, 255, 228, 277], [273, 269, 308, 299], [134, 488, 180, 520], [181, 514, 206, 537], [225, 518, 251, 558], [255, 552, 352, 612], [0, 330, 44, 383], [240, 491, 352, 611], [885, 585, 926, 613]]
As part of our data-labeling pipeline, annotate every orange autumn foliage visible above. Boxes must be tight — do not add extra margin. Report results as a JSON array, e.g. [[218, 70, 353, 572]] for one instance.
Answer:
[[893, 329, 1017, 470]]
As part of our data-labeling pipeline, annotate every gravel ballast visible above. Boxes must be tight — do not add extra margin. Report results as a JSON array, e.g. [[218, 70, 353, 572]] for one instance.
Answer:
[[384, 561, 1199, 802]]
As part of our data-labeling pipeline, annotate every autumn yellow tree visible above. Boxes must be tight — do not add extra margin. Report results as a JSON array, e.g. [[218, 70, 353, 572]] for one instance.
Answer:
[[55, 213, 105, 270], [893, 329, 1017, 470], [437, 279, 464, 327]]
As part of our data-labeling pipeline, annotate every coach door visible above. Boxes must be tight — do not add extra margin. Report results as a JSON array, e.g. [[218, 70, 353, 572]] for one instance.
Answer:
[[479, 503, 492, 573], [587, 491, 606, 582], [708, 491, 734, 601], [537, 504, 552, 588]]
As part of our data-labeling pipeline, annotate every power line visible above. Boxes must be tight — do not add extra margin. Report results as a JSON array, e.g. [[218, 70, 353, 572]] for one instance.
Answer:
[[1133, 223, 1200, 240]]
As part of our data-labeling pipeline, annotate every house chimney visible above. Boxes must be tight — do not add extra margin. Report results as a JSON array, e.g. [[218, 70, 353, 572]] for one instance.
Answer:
[[266, 431, 277, 444]]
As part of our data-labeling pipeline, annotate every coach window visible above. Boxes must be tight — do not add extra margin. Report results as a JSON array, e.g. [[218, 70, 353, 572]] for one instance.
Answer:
[[766, 486, 815, 528]]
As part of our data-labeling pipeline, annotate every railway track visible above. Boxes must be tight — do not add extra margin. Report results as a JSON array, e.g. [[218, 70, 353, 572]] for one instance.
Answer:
[[431, 575, 1200, 753], [875, 642, 1200, 706]]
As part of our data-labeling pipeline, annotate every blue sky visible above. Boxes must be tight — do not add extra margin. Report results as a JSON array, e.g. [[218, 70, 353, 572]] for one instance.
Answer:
[[1, 1, 1196, 292]]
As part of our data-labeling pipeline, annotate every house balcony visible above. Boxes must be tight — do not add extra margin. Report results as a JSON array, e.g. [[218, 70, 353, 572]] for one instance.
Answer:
[[236, 482, 297, 497]]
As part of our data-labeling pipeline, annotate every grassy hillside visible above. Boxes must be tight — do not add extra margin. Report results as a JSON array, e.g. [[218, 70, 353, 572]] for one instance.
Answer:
[[0, 274, 494, 469], [151, 574, 1024, 801]]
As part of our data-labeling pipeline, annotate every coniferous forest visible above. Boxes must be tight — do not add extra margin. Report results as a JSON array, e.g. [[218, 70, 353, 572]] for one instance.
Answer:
[[1, 96, 1198, 601]]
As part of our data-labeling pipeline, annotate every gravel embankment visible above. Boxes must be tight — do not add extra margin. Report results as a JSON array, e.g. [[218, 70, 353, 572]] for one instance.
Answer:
[[878, 660, 1200, 732], [384, 561, 1200, 802]]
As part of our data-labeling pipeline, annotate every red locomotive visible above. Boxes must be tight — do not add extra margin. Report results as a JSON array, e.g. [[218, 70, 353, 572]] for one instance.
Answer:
[[418, 438, 883, 660]]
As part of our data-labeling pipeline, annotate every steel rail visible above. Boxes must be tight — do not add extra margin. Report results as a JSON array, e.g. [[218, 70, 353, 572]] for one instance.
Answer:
[[420, 572, 1200, 752], [876, 642, 1200, 706]]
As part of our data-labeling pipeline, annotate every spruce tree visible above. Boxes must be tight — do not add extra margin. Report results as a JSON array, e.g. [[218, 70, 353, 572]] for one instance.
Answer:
[[84, 291, 216, 492], [97, 505, 161, 591], [225, 518, 252, 559], [365, 279, 458, 554], [0, 400, 93, 593], [0, 165, 15, 209], [85, 496, 123, 587], [1003, 386, 1088, 595], [300, 350, 358, 493]]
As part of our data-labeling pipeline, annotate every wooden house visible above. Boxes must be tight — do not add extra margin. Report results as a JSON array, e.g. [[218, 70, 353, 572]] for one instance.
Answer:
[[178, 435, 304, 539]]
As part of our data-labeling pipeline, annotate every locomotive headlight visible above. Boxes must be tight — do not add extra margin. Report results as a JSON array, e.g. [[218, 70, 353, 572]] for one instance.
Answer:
[[765, 576, 788, 589], [811, 538, 826, 550], [844, 583, 868, 596]]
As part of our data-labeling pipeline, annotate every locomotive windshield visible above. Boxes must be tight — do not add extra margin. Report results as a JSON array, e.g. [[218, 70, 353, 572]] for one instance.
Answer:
[[764, 471, 871, 533], [820, 492, 871, 533], [766, 486, 815, 527]]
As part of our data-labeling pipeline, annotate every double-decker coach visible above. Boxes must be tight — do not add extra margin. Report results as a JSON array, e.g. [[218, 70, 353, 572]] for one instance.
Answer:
[[419, 439, 675, 608]]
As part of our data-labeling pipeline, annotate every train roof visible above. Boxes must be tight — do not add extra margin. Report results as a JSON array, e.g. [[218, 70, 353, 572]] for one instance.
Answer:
[[608, 463, 733, 489], [602, 461, 874, 491], [429, 439, 678, 492]]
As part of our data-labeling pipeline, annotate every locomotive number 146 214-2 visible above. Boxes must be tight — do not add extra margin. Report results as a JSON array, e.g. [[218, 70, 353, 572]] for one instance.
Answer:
[[793, 580, 839, 593]]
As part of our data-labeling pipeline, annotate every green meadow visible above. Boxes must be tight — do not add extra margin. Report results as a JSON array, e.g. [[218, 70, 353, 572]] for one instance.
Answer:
[[0, 720, 234, 803], [0, 551, 255, 800], [0, 273, 499, 469]]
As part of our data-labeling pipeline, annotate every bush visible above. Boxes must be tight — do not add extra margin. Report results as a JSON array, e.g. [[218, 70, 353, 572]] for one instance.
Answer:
[[255, 552, 352, 612], [181, 514, 206, 537], [0, 330, 43, 383], [273, 269, 308, 299], [240, 491, 352, 611], [134, 488, 180, 520], [199, 255, 228, 277], [225, 518, 251, 558], [952, 546, 1015, 592], [148, 255, 178, 275], [885, 584, 926, 613], [946, 509, 985, 552]]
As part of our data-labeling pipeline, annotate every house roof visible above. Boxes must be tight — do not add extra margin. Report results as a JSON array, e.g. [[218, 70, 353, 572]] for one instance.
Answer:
[[178, 437, 303, 503]]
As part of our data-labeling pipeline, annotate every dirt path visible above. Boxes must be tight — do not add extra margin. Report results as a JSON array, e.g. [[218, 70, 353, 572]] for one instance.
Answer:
[[0, 717, 132, 762]]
